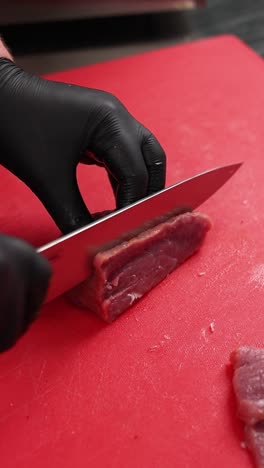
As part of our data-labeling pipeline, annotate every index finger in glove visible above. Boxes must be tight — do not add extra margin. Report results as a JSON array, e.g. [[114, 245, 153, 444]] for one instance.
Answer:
[[102, 140, 149, 208], [141, 130, 166, 195]]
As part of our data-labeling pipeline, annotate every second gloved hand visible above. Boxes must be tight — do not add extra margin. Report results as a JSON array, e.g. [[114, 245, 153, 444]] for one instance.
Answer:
[[0, 58, 166, 234], [0, 234, 51, 352]]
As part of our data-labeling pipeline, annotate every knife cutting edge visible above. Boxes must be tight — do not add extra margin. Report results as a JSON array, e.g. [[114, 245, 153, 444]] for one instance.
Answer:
[[39, 162, 243, 303]]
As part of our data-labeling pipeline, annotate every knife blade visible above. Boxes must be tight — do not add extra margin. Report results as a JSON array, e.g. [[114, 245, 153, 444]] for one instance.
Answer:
[[39, 162, 242, 303]]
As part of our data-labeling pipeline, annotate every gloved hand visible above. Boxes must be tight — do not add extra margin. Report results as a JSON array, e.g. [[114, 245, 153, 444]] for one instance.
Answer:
[[0, 58, 166, 234], [0, 234, 51, 352]]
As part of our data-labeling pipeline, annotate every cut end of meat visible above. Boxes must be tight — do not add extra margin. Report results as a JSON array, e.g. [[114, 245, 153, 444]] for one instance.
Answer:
[[231, 346, 264, 468], [67, 211, 211, 323], [231, 347, 264, 425], [246, 423, 264, 468]]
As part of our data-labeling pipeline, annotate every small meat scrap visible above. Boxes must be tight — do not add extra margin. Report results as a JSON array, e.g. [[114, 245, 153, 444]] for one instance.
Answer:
[[68, 212, 211, 323], [209, 321, 215, 333], [231, 347, 264, 467]]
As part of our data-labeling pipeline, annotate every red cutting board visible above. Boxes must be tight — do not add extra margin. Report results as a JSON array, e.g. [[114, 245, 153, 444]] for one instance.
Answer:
[[0, 35, 263, 468]]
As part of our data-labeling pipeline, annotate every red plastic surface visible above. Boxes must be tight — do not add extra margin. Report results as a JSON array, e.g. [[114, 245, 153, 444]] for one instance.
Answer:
[[0, 36, 263, 468]]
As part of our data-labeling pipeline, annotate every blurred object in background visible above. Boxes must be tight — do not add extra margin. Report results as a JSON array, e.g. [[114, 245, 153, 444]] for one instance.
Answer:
[[0, 0, 206, 74], [1, 0, 205, 25]]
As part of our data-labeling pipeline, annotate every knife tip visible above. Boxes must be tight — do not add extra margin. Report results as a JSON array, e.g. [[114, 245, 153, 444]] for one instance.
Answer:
[[228, 161, 244, 172]]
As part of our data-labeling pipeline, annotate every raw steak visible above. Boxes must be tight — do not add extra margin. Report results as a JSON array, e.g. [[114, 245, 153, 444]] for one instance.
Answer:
[[231, 347, 264, 467], [68, 211, 211, 322]]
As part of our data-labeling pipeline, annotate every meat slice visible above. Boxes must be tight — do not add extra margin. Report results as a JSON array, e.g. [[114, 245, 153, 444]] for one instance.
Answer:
[[231, 347, 264, 467], [231, 347, 264, 425], [246, 423, 264, 468], [68, 211, 211, 322]]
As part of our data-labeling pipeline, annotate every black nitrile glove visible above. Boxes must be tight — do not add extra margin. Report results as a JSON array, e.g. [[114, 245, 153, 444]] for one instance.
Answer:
[[0, 234, 51, 352], [0, 58, 166, 234]]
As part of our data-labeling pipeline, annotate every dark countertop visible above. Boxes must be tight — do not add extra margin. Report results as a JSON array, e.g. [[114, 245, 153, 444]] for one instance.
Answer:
[[185, 0, 264, 56], [0, 0, 263, 73]]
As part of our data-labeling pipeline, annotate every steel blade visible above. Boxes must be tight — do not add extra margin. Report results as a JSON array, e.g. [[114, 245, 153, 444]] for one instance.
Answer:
[[39, 162, 242, 302]]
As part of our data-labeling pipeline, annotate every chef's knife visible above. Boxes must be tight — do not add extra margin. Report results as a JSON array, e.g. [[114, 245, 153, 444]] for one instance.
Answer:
[[39, 162, 242, 303]]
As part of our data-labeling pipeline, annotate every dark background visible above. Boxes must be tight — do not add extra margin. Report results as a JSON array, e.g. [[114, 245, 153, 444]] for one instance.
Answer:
[[0, 0, 262, 73]]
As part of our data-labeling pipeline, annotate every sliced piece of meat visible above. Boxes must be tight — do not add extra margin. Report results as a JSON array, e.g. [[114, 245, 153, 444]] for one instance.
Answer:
[[231, 347, 264, 468], [68, 211, 211, 322], [246, 423, 264, 468], [231, 347, 264, 425]]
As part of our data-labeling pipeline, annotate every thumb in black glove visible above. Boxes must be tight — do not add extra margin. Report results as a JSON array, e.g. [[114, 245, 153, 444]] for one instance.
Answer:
[[0, 58, 166, 234], [0, 234, 51, 352]]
